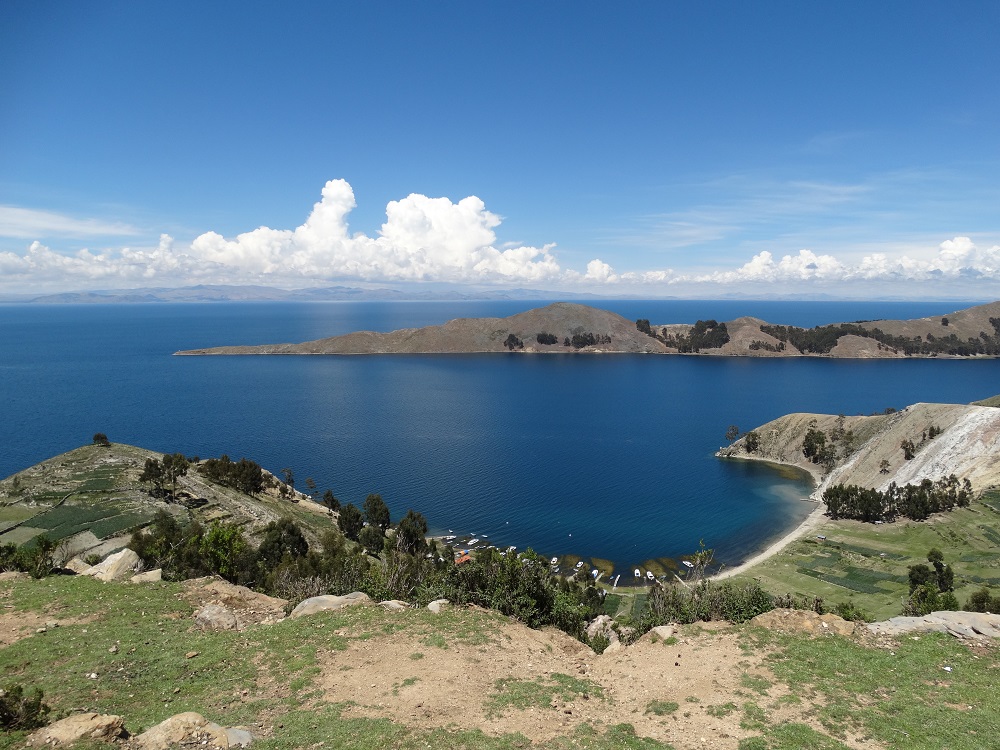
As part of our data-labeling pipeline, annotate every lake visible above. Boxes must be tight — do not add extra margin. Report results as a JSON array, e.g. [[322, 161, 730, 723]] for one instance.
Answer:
[[2, 298, 998, 577]]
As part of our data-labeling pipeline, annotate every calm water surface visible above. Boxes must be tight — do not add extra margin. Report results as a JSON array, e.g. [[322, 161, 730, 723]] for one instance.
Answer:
[[2, 299, 997, 575]]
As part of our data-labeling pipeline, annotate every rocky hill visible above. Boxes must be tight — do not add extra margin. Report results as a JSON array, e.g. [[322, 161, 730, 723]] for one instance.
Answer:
[[720, 400, 1000, 497], [0, 443, 334, 562], [176, 300, 1000, 358]]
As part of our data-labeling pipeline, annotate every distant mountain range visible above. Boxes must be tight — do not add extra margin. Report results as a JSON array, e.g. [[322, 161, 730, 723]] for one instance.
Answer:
[[0, 284, 622, 304]]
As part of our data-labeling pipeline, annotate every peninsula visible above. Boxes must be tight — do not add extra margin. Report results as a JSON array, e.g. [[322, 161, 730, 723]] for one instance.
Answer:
[[176, 299, 1000, 357]]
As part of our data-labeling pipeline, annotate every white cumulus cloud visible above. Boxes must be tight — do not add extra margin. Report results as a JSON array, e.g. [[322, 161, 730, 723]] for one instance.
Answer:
[[188, 179, 562, 284], [0, 179, 998, 297]]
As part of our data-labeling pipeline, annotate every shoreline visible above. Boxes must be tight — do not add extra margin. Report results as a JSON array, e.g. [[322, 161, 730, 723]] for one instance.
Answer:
[[709, 452, 827, 581], [709, 500, 827, 581]]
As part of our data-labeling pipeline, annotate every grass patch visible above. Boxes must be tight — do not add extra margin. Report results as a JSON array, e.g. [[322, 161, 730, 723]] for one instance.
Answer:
[[706, 702, 737, 718], [739, 723, 856, 750], [740, 673, 772, 695], [751, 626, 1000, 749], [645, 700, 679, 716], [487, 673, 603, 717]]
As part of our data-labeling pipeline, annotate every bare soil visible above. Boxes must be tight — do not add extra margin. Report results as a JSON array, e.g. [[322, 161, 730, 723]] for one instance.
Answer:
[[309, 615, 878, 750]]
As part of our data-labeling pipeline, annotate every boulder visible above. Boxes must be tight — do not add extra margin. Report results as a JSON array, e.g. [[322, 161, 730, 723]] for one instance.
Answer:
[[195, 604, 239, 631], [867, 611, 1000, 639], [650, 625, 675, 641], [133, 712, 230, 749], [750, 608, 856, 637], [28, 712, 127, 746], [289, 592, 371, 619], [79, 549, 140, 582], [130, 568, 162, 583], [0, 571, 29, 581], [62, 557, 93, 574], [426, 598, 450, 613], [379, 600, 410, 611], [585, 615, 620, 645]]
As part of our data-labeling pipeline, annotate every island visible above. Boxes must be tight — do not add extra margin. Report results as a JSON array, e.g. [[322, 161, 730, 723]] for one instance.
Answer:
[[176, 299, 1000, 357]]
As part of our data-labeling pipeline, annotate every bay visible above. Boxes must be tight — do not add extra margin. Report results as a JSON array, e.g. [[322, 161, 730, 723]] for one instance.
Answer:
[[2, 298, 998, 576]]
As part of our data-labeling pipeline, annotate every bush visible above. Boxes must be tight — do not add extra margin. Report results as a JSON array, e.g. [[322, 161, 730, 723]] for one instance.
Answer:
[[0, 683, 50, 731]]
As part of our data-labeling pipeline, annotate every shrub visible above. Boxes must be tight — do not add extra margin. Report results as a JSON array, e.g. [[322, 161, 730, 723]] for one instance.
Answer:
[[0, 683, 50, 731]]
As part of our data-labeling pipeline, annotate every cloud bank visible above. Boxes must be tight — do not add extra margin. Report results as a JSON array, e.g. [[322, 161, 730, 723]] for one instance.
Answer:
[[1, 179, 998, 296]]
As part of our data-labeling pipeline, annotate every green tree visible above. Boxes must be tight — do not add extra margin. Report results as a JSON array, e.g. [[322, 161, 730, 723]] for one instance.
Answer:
[[363, 493, 391, 531], [138, 457, 165, 495], [725, 425, 740, 442], [338, 503, 364, 541], [161, 453, 190, 497], [92, 432, 110, 447], [635, 319, 652, 336], [322, 489, 340, 513], [395, 510, 428, 554], [359, 525, 385, 556], [199, 522, 249, 581], [504, 333, 524, 350], [744, 431, 760, 453], [257, 518, 309, 567]]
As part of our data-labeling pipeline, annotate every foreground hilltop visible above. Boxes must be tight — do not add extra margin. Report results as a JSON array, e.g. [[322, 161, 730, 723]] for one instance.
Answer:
[[176, 299, 1000, 357]]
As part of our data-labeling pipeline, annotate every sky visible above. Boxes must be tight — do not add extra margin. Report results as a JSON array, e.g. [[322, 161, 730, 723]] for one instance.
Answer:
[[1, 1, 999, 299]]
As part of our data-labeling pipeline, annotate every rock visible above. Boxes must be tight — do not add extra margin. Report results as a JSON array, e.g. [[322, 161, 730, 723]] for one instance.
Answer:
[[180, 577, 287, 627], [62, 557, 93, 574], [130, 568, 162, 583], [426, 598, 450, 613], [195, 604, 239, 631], [79, 549, 140, 582], [28, 712, 127, 746], [225, 727, 254, 747], [0, 571, 29, 581], [379, 600, 410, 611], [651, 625, 675, 641], [585, 615, 620, 645], [867, 611, 1000, 639], [289, 592, 371, 618], [750, 608, 856, 637], [133, 712, 231, 749], [602, 640, 625, 654]]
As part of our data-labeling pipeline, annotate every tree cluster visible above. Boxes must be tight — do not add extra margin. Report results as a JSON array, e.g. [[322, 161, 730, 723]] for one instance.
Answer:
[[503, 333, 524, 351], [199, 455, 266, 495], [138, 453, 190, 498], [566, 332, 611, 349], [748, 340, 785, 352], [822, 475, 973, 522], [760, 316, 1000, 357], [659, 320, 730, 352], [535, 332, 558, 345], [903, 548, 959, 615]]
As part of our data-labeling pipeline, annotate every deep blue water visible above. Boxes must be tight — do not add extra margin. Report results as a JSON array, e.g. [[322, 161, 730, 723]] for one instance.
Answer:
[[2, 298, 998, 576]]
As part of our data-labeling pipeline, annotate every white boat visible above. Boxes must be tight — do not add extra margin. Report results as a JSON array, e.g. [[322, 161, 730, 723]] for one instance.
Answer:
[[468, 538, 480, 545], [682, 560, 694, 568], [575, 561, 584, 569], [634, 568, 641, 577], [646, 571, 655, 580], [591, 569, 599, 578]]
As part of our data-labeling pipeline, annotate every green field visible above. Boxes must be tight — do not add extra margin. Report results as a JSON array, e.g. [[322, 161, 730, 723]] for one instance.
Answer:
[[732, 492, 1000, 620]]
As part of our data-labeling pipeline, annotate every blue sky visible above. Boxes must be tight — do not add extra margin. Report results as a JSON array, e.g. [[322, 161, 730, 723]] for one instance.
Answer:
[[1, 1, 998, 298]]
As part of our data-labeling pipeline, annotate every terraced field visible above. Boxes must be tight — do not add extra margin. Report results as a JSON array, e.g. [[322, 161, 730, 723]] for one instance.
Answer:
[[731, 490, 1000, 619]]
